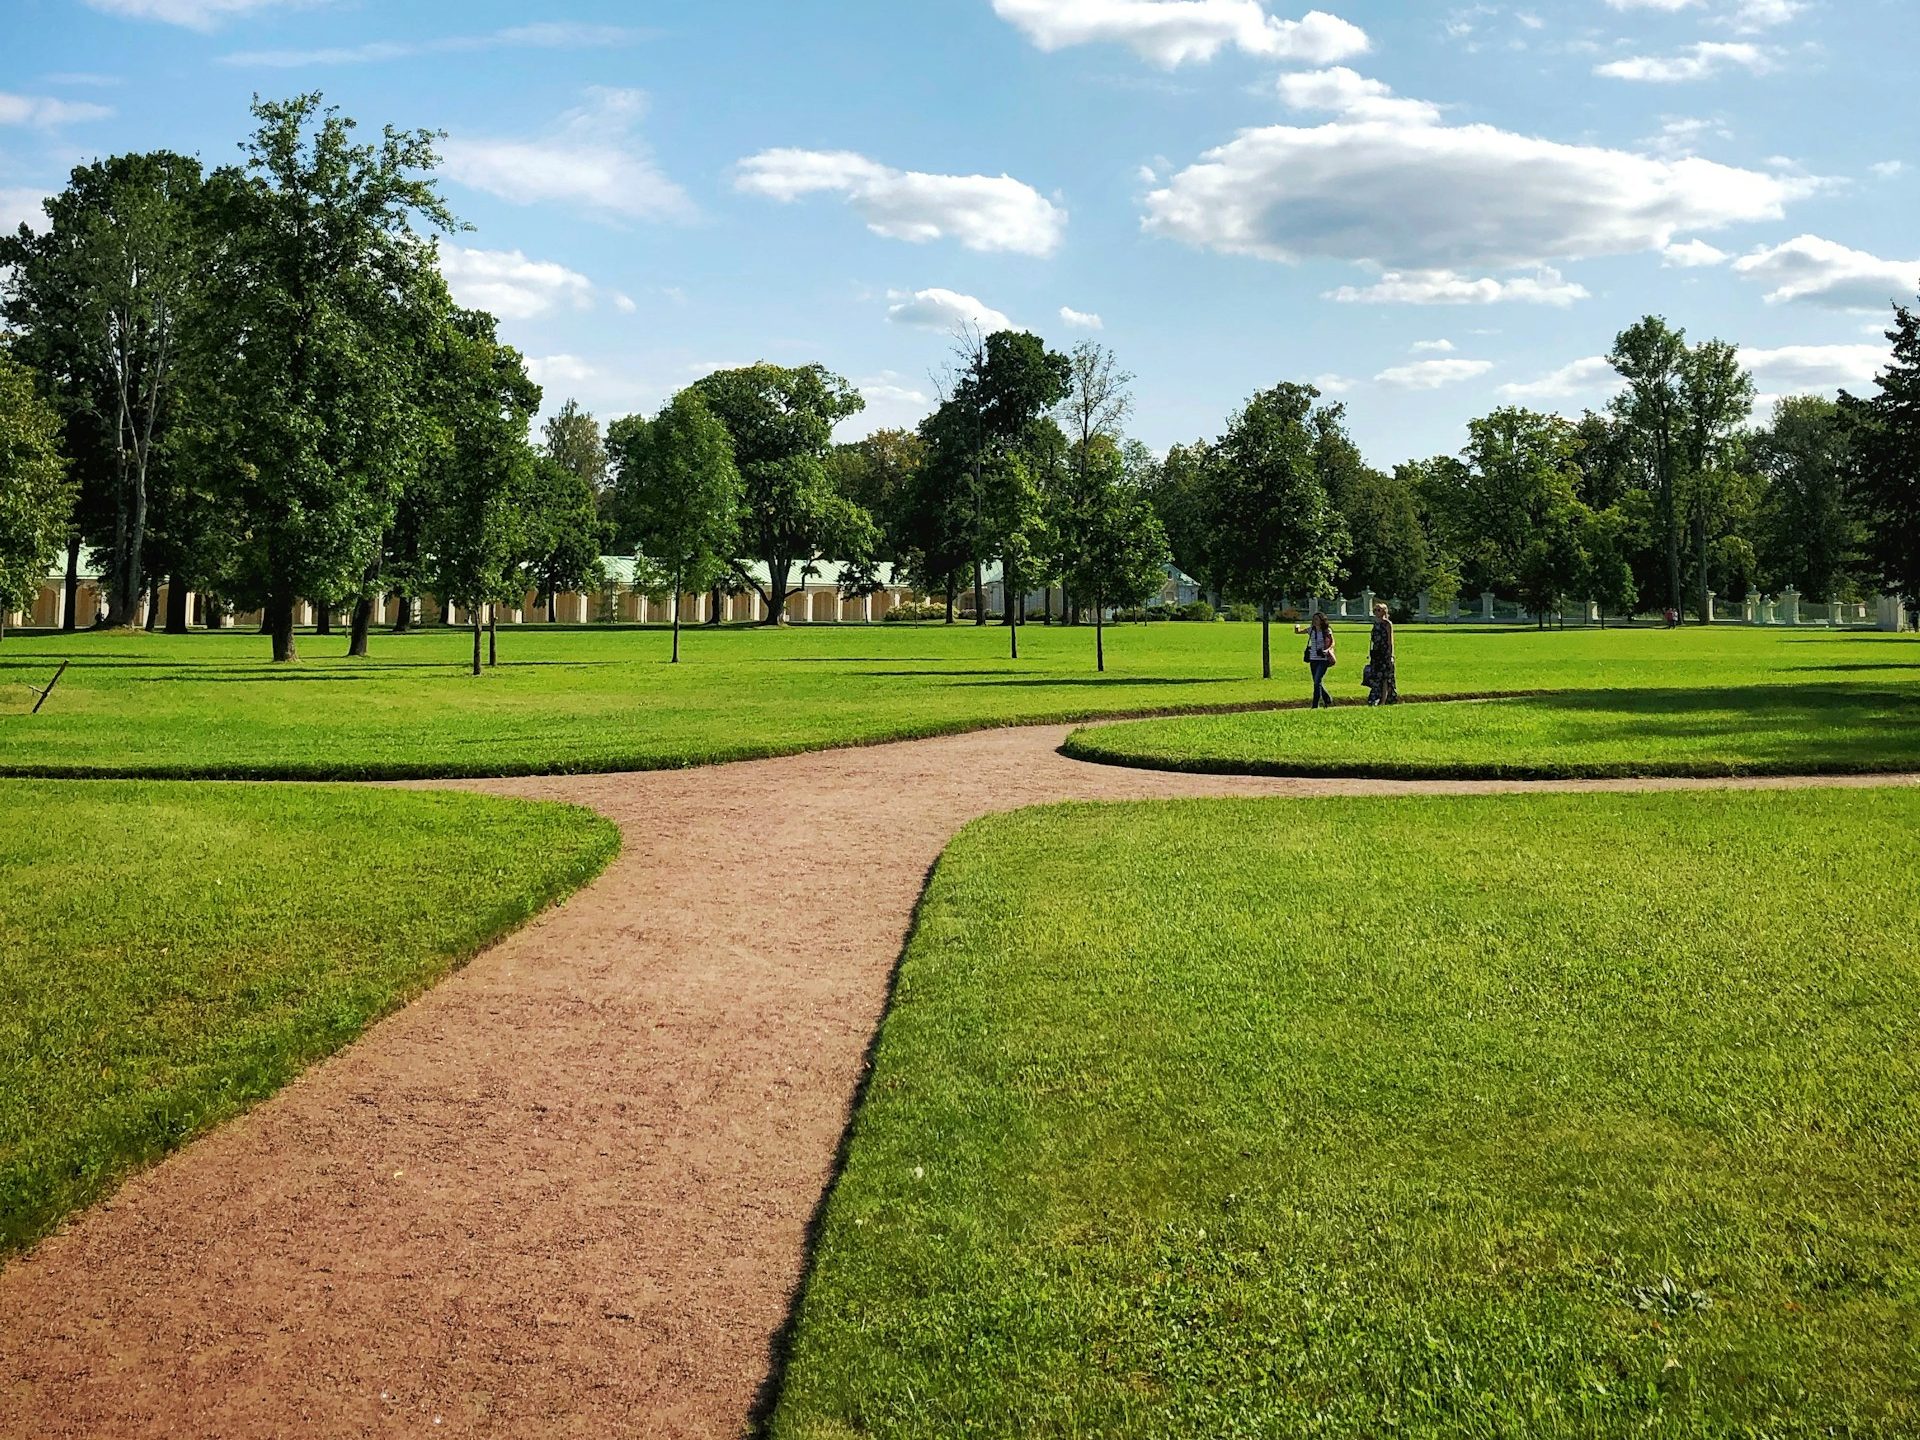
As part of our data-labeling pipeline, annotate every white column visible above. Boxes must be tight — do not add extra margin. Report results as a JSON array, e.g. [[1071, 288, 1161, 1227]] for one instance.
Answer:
[[1829, 595, 1843, 628], [862, 593, 873, 623], [1781, 589, 1801, 625], [1481, 591, 1496, 622], [1705, 591, 1717, 624]]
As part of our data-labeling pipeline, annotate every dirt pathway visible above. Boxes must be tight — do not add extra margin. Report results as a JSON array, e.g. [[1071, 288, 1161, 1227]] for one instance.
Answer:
[[3, 724, 1912, 1439]]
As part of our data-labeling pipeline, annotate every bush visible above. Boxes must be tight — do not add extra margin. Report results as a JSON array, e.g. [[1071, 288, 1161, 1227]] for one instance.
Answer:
[[1224, 602, 1261, 623], [1176, 600, 1216, 623], [882, 601, 948, 623]]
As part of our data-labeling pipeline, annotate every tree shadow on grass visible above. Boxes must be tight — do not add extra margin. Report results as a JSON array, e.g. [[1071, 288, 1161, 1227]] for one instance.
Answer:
[[962, 675, 1232, 690]]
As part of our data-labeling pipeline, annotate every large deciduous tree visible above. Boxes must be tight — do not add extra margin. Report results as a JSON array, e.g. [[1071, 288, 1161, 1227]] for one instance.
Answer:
[[190, 94, 456, 662], [1206, 382, 1348, 679], [692, 362, 869, 623], [1, 151, 204, 628], [1609, 317, 1689, 614], [1844, 301, 1920, 617], [0, 346, 75, 635], [1753, 396, 1863, 600], [617, 389, 742, 662]]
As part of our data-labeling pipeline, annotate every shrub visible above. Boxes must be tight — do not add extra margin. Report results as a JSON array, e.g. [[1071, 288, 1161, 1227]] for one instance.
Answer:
[[1176, 600, 1216, 623], [882, 601, 948, 623], [1224, 602, 1261, 623]]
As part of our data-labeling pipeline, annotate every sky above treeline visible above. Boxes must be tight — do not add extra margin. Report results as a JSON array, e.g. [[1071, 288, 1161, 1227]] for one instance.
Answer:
[[3, 0, 1914, 466]]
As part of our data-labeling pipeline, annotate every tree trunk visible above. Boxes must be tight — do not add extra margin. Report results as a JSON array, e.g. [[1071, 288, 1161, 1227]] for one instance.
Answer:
[[1006, 560, 1019, 659], [315, 602, 332, 637], [471, 618, 482, 676], [391, 593, 412, 635], [143, 580, 160, 632], [165, 575, 190, 634], [267, 593, 298, 663], [350, 594, 374, 656], [1261, 602, 1272, 680], [1696, 506, 1711, 624], [1096, 606, 1105, 673], [708, 584, 723, 626], [672, 571, 682, 663], [488, 607, 498, 667], [944, 577, 956, 625], [62, 536, 80, 633], [546, 589, 557, 624], [973, 557, 985, 626], [1043, 585, 1053, 625]]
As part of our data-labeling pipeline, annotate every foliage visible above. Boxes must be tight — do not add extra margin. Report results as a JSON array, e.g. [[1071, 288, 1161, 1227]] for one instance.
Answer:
[[0, 347, 74, 621], [767, 790, 1920, 1438], [1056, 444, 1171, 670], [617, 388, 742, 660], [188, 94, 456, 661], [692, 362, 870, 621], [0, 779, 616, 1255], [1842, 301, 1920, 609]]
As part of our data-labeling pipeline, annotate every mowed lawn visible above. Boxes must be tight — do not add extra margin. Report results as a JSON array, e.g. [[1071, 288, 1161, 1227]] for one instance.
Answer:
[[0, 621, 1913, 778], [1066, 670, 1920, 779], [0, 780, 617, 1255], [769, 792, 1920, 1439]]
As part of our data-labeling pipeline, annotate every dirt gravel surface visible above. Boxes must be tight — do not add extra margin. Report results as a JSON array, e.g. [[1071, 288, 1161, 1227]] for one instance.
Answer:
[[3, 722, 1912, 1440]]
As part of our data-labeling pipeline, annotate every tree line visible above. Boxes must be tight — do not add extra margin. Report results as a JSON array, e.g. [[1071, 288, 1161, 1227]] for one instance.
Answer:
[[2, 93, 1916, 677]]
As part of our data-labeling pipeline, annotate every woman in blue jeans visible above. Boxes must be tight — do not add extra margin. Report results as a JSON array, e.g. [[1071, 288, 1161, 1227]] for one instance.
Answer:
[[1294, 611, 1336, 708]]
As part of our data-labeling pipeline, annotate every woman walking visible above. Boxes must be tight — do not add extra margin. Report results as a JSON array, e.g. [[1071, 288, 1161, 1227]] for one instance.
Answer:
[[1294, 611, 1337, 708], [1366, 602, 1398, 706]]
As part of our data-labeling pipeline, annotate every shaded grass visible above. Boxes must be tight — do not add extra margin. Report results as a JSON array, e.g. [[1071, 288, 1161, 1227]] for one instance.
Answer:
[[0, 780, 618, 1255], [0, 623, 1911, 780], [1064, 682, 1920, 779], [767, 791, 1920, 1439]]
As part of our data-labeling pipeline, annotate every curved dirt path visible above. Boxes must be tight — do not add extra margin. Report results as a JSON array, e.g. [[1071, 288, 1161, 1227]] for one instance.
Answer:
[[2, 724, 1913, 1439]]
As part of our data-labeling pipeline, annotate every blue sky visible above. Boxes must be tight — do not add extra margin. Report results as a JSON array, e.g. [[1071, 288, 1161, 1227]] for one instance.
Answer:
[[3, 0, 1914, 466]]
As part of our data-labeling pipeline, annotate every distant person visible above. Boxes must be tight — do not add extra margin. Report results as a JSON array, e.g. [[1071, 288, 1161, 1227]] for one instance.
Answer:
[[1664, 606, 1679, 629], [1366, 602, 1398, 706], [1294, 611, 1336, 708]]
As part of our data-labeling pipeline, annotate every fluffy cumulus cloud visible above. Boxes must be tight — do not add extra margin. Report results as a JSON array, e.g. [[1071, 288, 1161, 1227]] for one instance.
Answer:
[[1144, 66, 1807, 293], [1731, 235, 1920, 311], [81, 0, 299, 27], [436, 246, 614, 321], [1740, 344, 1886, 401], [1327, 269, 1590, 307], [1059, 305, 1105, 328], [0, 187, 51, 233], [736, 151, 1066, 257], [0, 92, 114, 127], [1374, 358, 1493, 389], [441, 88, 694, 224], [990, 0, 1369, 68], [1596, 42, 1775, 83], [1497, 355, 1624, 401], [886, 288, 1015, 333], [1662, 238, 1729, 266]]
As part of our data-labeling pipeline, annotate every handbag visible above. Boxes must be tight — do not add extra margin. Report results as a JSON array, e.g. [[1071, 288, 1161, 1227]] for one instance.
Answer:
[[1303, 643, 1314, 664], [1362, 663, 1375, 687]]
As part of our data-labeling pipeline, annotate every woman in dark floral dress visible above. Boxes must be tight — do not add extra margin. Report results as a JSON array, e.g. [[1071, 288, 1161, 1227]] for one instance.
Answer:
[[1366, 603, 1398, 706]]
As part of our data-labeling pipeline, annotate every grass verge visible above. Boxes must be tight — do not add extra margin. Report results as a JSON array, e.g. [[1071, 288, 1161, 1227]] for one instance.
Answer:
[[768, 791, 1920, 1439], [1063, 682, 1920, 779], [0, 780, 617, 1256]]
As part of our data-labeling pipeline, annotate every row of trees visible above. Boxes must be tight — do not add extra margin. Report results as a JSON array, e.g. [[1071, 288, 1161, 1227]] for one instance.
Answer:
[[3, 93, 1917, 675], [1140, 315, 1920, 632]]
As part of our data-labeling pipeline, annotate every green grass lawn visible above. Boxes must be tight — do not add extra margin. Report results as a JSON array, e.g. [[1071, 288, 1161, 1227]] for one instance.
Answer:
[[768, 792, 1920, 1439], [0, 780, 617, 1255], [1065, 678, 1920, 779], [0, 622, 1912, 779]]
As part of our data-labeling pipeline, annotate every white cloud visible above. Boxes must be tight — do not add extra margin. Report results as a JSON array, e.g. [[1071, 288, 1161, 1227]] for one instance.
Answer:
[[221, 23, 640, 67], [990, 0, 1370, 68], [1872, 161, 1905, 179], [1146, 71, 1805, 277], [1601, 0, 1802, 26], [886, 287, 1015, 333], [1275, 66, 1440, 123], [1497, 355, 1624, 401], [1059, 305, 1105, 329], [1326, 269, 1590, 306], [0, 93, 114, 127], [1662, 238, 1728, 266], [436, 246, 608, 321], [525, 354, 602, 389], [1732, 235, 1920, 311], [736, 150, 1065, 257], [1374, 358, 1493, 389], [1740, 344, 1886, 398], [0, 187, 51, 233], [1596, 42, 1775, 83], [1410, 338, 1456, 353], [1312, 372, 1356, 394], [80, 0, 301, 28], [441, 89, 693, 225]]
